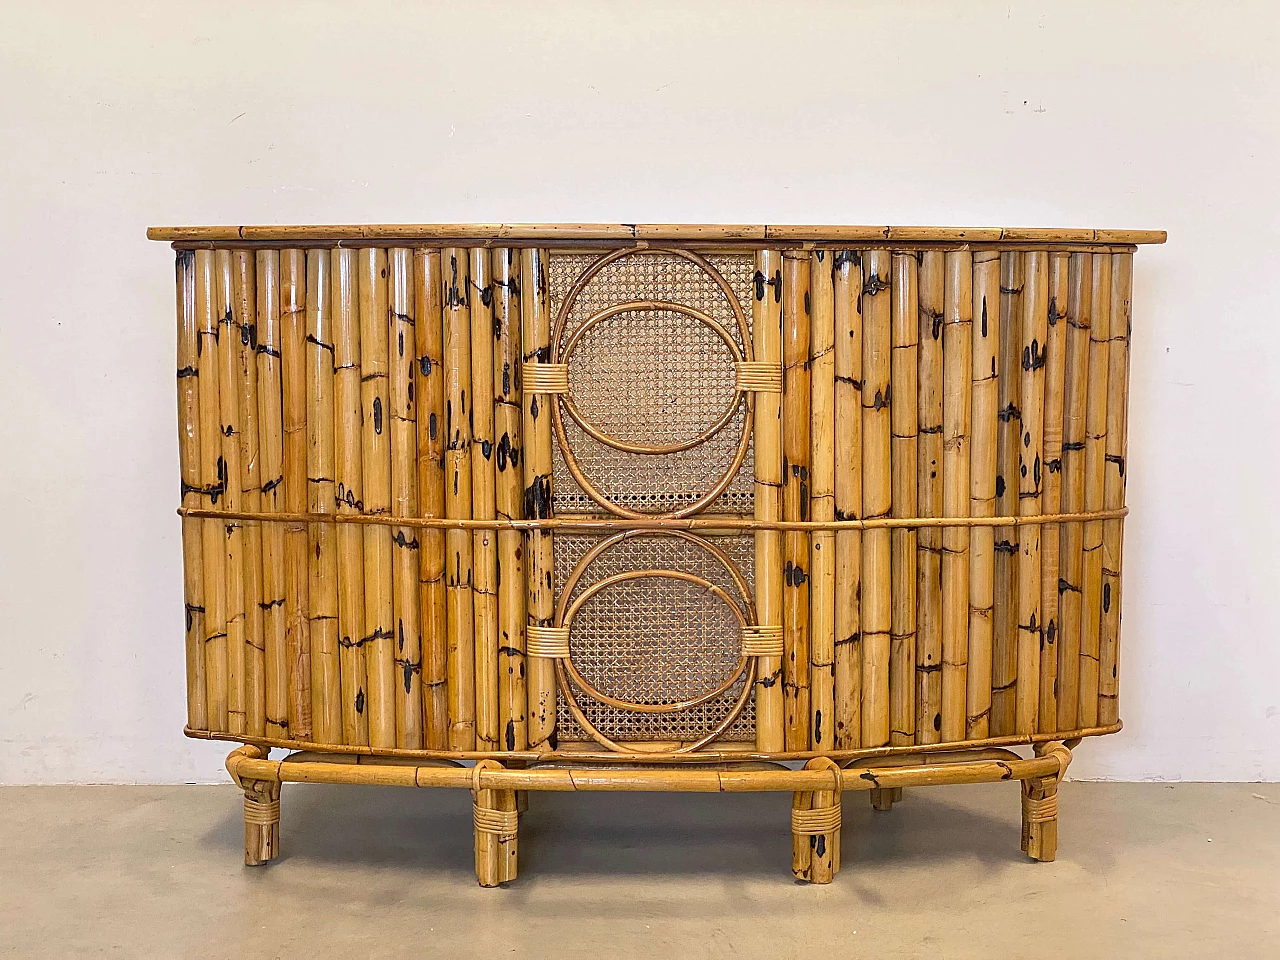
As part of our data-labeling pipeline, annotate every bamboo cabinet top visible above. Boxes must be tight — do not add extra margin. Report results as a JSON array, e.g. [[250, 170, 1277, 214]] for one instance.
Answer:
[[148, 223, 1166, 246]]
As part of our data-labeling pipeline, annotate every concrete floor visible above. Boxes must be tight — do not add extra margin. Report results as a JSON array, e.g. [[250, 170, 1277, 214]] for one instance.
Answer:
[[2, 782, 1276, 959]]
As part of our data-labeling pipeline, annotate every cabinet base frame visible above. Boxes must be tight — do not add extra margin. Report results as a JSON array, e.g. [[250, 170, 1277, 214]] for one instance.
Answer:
[[225, 740, 1075, 885]]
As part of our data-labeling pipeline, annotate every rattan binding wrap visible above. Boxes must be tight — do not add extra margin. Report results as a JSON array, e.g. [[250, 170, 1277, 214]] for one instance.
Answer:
[[734, 361, 784, 393], [741, 624, 785, 658], [526, 625, 571, 659], [791, 803, 842, 835], [522, 362, 570, 395], [1021, 791, 1059, 824], [473, 804, 520, 839], [243, 796, 280, 825]]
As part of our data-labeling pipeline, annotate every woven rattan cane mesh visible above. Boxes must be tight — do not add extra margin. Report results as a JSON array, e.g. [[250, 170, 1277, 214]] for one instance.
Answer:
[[547, 252, 756, 515], [553, 532, 755, 742]]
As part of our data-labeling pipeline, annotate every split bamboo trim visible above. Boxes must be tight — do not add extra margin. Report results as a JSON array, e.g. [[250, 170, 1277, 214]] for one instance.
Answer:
[[521, 361, 569, 394], [734, 361, 784, 393], [742, 625, 785, 658], [790, 804, 842, 834], [526, 626, 571, 659]]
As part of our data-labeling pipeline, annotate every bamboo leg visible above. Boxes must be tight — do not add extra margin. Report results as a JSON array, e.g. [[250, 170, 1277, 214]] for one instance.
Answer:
[[870, 787, 903, 812], [473, 759, 518, 886], [1016, 251, 1049, 734], [809, 251, 836, 752], [832, 251, 863, 750], [175, 250, 208, 732], [242, 778, 281, 866], [493, 248, 528, 753], [390, 248, 424, 749], [782, 251, 812, 751], [791, 757, 841, 883], [1099, 253, 1132, 725], [967, 251, 999, 740], [1022, 741, 1072, 862], [1056, 253, 1092, 730], [358, 248, 396, 749], [916, 251, 944, 744], [941, 251, 972, 742], [753, 249, 785, 753], [414, 249, 449, 749], [991, 253, 1023, 736], [444, 248, 477, 751], [520, 248, 556, 753], [470, 249, 500, 752], [256, 250, 289, 740], [281, 249, 312, 740], [861, 249, 893, 749], [331, 249, 369, 746], [305, 249, 342, 745], [1078, 255, 1112, 728], [1039, 253, 1070, 731], [890, 253, 918, 746]]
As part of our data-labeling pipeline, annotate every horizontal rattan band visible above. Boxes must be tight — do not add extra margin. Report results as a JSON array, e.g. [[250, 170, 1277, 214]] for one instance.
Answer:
[[243, 797, 280, 825], [791, 803, 842, 835], [734, 361, 783, 393], [1022, 792, 1058, 824], [473, 804, 519, 839], [526, 625, 571, 658], [180, 506, 1128, 532], [741, 624, 784, 658], [522, 362, 570, 394]]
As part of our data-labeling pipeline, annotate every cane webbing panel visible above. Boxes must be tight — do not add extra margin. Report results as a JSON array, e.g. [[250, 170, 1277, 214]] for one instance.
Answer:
[[548, 252, 756, 515], [554, 532, 755, 742]]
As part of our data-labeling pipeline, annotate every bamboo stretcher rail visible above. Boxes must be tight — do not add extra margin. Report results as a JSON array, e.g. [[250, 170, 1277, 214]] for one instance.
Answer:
[[150, 224, 1167, 244], [225, 743, 1067, 792]]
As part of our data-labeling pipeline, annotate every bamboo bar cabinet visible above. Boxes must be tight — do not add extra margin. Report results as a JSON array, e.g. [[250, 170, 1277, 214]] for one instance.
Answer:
[[152, 223, 1163, 885]]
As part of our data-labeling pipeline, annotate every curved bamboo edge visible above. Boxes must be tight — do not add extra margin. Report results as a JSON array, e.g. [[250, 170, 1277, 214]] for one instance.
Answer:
[[148, 224, 1167, 245], [178, 505, 1128, 531], [195, 720, 1119, 764], [224, 742, 1070, 792]]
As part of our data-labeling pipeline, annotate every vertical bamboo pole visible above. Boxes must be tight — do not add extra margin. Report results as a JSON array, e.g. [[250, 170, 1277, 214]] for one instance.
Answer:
[[1038, 253, 1070, 731], [176, 250, 208, 731], [359, 248, 396, 749], [415, 249, 450, 749], [521, 248, 556, 753], [256, 251, 289, 740], [1056, 253, 1092, 730], [444, 247, 477, 751], [1015, 251, 1049, 734], [304, 250, 341, 744], [782, 251, 812, 751], [470, 249, 500, 753], [493, 248, 527, 753], [861, 249, 892, 749], [915, 252, 944, 744], [941, 251, 972, 743], [281, 250, 312, 740], [195, 250, 228, 732], [1078, 255, 1112, 728], [967, 251, 1000, 740], [809, 251, 836, 753], [233, 253, 266, 738], [331, 248, 369, 746], [753, 249, 785, 753], [389, 248, 424, 749], [1099, 253, 1132, 725], [832, 251, 863, 750], [215, 251, 247, 736], [890, 253, 919, 746], [991, 253, 1023, 736], [791, 757, 841, 883]]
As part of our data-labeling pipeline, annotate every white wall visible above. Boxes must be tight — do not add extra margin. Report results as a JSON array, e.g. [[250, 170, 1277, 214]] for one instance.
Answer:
[[1, 0, 1276, 784]]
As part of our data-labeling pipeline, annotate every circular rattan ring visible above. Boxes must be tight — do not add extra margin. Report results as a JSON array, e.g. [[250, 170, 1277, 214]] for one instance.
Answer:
[[553, 529, 760, 753], [559, 299, 746, 456], [550, 247, 755, 519]]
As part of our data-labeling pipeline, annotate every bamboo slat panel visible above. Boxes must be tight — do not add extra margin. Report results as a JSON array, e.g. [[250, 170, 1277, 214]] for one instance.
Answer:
[[169, 230, 1142, 766]]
